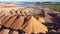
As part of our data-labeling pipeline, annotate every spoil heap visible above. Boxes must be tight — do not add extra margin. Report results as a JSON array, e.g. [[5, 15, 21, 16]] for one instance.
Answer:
[[0, 15, 48, 34], [22, 16, 48, 34], [0, 5, 48, 34]]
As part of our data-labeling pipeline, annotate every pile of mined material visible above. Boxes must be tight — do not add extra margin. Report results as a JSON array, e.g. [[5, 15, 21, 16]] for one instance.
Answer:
[[1, 3, 60, 34], [0, 15, 48, 34], [0, 6, 48, 34], [0, 6, 43, 16]]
